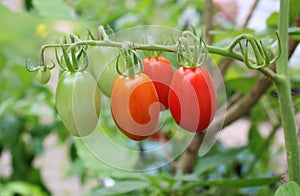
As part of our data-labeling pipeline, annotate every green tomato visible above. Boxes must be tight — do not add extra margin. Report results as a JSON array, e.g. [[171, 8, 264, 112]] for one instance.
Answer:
[[88, 47, 119, 97], [36, 68, 51, 84], [55, 71, 100, 137], [97, 59, 119, 97]]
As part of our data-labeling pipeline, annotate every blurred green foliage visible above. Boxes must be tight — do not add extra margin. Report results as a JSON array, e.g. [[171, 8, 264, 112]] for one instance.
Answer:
[[1, 0, 300, 195]]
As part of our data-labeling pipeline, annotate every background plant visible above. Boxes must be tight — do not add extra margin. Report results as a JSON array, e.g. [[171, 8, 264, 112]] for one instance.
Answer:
[[1, 0, 300, 195]]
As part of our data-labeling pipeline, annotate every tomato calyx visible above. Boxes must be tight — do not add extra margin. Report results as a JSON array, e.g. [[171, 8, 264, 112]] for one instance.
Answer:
[[55, 45, 89, 73], [177, 31, 207, 69], [116, 49, 143, 77], [52, 34, 90, 73]]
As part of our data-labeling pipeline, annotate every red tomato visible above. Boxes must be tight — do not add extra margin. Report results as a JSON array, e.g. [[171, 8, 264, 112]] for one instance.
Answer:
[[168, 67, 216, 132], [110, 73, 160, 141], [142, 56, 174, 110]]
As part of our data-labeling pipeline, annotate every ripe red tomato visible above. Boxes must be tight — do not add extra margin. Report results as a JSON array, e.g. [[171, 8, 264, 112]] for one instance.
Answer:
[[168, 66, 216, 132], [142, 56, 174, 110], [110, 73, 160, 141]]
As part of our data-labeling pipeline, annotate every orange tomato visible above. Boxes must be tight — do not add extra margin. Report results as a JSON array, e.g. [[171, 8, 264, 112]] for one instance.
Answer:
[[110, 73, 160, 141]]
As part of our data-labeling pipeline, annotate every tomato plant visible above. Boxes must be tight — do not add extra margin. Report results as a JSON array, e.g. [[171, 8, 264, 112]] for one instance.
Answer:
[[168, 66, 216, 132], [24, 0, 300, 191], [56, 70, 100, 137], [142, 56, 174, 110]]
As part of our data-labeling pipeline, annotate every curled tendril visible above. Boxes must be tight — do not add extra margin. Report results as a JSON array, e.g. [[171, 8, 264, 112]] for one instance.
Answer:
[[270, 33, 281, 64], [177, 31, 207, 68], [25, 60, 39, 72], [237, 33, 281, 70], [25, 59, 55, 72], [116, 49, 143, 77]]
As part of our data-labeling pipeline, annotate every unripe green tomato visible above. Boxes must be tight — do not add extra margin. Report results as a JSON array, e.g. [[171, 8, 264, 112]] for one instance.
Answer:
[[36, 68, 51, 84], [55, 71, 100, 137], [88, 47, 119, 97]]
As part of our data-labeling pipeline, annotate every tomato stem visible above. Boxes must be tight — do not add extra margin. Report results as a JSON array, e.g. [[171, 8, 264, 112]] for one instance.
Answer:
[[37, 26, 280, 80], [125, 50, 135, 76], [116, 50, 143, 76]]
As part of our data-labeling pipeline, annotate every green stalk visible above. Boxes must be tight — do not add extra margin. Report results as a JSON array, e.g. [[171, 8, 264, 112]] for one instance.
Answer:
[[179, 176, 281, 194], [276, 0, 300, 183]]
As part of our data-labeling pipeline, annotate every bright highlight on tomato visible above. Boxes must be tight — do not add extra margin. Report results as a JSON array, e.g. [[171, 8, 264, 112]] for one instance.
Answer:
[[142, 56, 174, 110], [56, 71, 100, 137], [110, 73, 160, 141], [168, 66, 216, 132]]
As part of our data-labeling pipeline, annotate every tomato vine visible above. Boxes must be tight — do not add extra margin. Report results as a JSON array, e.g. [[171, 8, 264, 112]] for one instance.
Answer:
[[25, 7, 300, 183]]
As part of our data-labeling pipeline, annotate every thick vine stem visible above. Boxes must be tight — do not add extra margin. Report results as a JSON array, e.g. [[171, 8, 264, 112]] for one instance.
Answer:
[[276, 0, 300, 184], [37, 26, 279, 83]]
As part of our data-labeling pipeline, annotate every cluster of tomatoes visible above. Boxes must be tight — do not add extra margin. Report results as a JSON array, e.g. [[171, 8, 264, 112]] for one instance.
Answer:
[[110, 53, 217, 141], [35, 44, 217, 141]]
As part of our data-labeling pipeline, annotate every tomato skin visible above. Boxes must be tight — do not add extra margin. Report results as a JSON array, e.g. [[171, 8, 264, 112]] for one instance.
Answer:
[[110, 73, 160, 141], [36, 69, 51, 84], [88, 47, 119, 98], [142, 57, 174, 110], [56, 71, 100, 137], [168, 67, 216, 132]]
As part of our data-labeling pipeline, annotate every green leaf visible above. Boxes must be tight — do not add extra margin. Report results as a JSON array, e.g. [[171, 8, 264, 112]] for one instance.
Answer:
[[225, 77, 257, 94], [184, 176, 281, 189], [211, 29, 255, 48], [194, 148, 241, 174], [0, 115, 22, 148], [74, 138, 116, 178], [266, 12, 279, 29], [74, 130, 139, 177], [275, 181, 300, 196], [5, 181, 47, 196], [289, 0, 300, 26], [91, 181, 150, 196], [288, 27, 300, 41], [248, 123, 264, 154], [32, 0, 73, 19], [66, 159, 86, 177], [288, 27, 300, 35]]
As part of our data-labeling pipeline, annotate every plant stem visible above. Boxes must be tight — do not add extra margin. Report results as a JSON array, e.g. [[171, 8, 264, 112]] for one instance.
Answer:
[[276, 0, 300, 183], [207, 45, 244, 61], [275, 77, 300, 183], [40, 33, 249, 66]]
